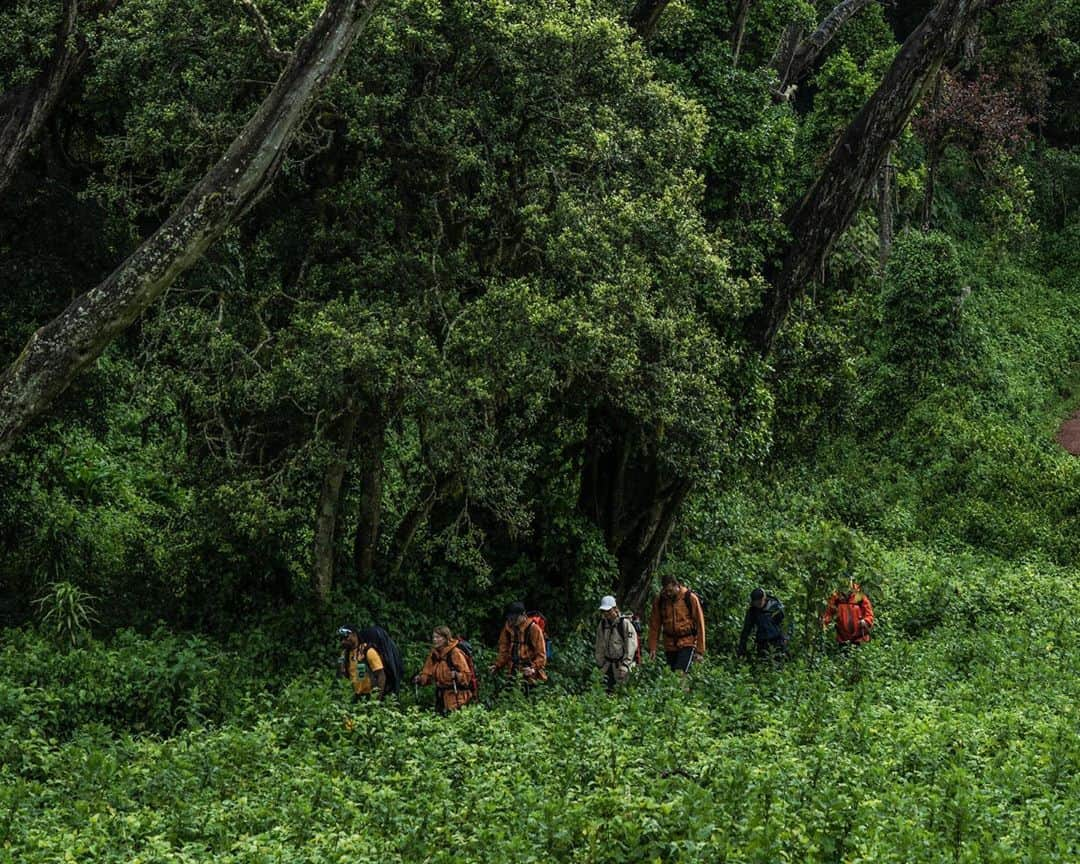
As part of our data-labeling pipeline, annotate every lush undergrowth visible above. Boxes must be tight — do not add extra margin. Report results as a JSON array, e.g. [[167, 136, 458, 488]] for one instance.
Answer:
[[5, 232, 1080, 864], [3, 552, 1079, 864]]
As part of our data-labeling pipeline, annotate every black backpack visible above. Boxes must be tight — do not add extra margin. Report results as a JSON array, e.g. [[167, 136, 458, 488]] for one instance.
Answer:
[[357, 626, 405, 695]]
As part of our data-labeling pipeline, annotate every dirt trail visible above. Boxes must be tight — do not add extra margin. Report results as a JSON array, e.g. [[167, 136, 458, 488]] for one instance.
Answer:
[[1055, 410, 1080, 454]]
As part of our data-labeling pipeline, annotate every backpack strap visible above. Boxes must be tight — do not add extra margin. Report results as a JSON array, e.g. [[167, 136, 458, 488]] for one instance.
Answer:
[[684, 590, 699, 636]]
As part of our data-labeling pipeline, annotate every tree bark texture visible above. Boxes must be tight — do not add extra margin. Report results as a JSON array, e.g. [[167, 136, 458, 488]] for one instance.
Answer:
[[313, 401, 363, 606], [773, 0, 875, 94], [0, 0, 382, 456], [578, 409, 693, 614], [0, 0, 85, 198], [628, 0, 672, 41], [748, 0, 990, 354]]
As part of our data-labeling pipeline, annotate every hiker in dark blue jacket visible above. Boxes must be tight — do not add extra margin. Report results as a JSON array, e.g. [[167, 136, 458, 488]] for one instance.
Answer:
[[737, 588, 788, 657]]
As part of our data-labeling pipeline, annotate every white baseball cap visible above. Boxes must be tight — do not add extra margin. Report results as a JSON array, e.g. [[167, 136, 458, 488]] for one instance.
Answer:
[[598, 595, 617, 611]]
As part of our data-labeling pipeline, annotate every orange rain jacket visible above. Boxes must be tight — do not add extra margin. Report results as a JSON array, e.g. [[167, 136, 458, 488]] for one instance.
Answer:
[[417, 639, 474, 712], [493, 618, 547, 681], [647, 587, 706, 656], [822, 587, 875, 644]]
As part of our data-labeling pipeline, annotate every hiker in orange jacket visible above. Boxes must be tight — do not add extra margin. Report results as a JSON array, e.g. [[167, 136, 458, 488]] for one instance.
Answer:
[[822, 582, 875, 645], [647, 573, 706, 673], [490, 602, 547, 685], [414, 626, 474, 714]]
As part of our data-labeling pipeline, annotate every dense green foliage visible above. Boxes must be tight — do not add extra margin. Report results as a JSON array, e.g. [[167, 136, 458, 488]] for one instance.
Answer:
[[3, 0, 1080, 860]]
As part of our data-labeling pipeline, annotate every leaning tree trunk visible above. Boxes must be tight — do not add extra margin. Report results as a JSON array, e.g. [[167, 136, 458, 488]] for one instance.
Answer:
[[596, 0, 993, 603], [0, 0, 382, 456], [0, 0, 86, 198], [747, 0, 991, 355], [578, 408, 693, 614], [313, 400, 363, 606]]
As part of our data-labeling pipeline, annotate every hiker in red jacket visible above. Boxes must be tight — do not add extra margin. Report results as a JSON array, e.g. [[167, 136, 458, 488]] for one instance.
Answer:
[[822, 582, 875, 645]]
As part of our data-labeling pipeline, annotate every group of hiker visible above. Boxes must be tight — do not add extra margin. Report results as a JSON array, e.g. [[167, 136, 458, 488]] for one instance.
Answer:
[[338, 573, 875, 713]]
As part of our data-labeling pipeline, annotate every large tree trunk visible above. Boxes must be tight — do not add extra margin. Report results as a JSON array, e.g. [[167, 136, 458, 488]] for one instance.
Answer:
[[578, 409, 693, 614], [0, 0, 382, 456], [352, 409, 388, 584], [313, 401, 363, 605], [0, 0, 86, 198], [747, 0, 990, 354]]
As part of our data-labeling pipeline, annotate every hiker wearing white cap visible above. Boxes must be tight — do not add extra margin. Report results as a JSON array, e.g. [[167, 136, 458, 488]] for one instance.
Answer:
[[594, 596, 640, 692]]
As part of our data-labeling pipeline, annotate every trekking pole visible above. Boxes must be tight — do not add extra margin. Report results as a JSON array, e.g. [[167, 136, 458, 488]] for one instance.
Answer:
[[684, 651, 694, 674]]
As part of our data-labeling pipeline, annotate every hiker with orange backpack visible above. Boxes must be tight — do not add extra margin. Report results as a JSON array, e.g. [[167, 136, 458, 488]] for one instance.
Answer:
[[821, 581, 875, 645], [490, 601, 547, 688], [594, 595, 639, 691], [647, 573, 706, 673], [413, 626, 477, 714]]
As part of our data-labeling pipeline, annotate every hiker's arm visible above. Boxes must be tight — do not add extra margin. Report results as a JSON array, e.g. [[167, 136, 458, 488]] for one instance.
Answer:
[[492, 627, 510, 671], [647, 598, 660, 656], [861, 597, 875, 631], [692, 595, 706, 656], [415, 655, 435, 686], [594, 625, 605, 668], [371, 668, 387, 698], [529, 625, 547, 672]]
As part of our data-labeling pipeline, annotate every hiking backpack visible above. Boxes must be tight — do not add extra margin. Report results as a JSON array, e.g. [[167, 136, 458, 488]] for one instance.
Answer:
[[619, 614, 643, 664], [661, 588, 706, 635], [356, 626, 405, 695], [449, 638, 480, 696], [526, 609, 553, 658], [763, 596, 790, 646]]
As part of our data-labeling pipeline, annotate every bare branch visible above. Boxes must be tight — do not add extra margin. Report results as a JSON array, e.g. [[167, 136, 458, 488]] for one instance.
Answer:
[[236, 0, 291, 64]]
